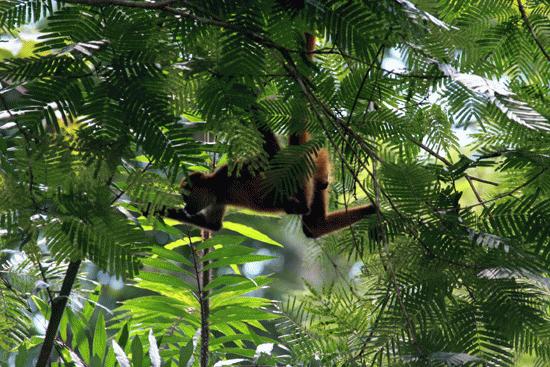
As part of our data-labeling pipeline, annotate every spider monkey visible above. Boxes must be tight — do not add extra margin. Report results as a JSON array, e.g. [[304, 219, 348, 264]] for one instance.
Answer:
[[159, 128, 308, 221], [162, 127, 375, 238], [159, 32, 376, 238]]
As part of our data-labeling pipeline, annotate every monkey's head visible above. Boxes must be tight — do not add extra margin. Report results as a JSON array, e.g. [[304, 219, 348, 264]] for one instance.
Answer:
[[180, 172, 216, 215]]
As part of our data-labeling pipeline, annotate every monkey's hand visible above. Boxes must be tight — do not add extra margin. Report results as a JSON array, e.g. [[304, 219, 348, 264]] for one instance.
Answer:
[[284, 196, 310, 215], [164, 208, 223, 232], [142, 205, 193, 223], [142, 203, 170, 218], [316, 180, 329, 190]]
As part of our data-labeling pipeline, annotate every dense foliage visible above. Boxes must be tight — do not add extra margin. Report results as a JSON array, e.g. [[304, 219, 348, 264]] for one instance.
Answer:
[[0, 0, 549, 366]]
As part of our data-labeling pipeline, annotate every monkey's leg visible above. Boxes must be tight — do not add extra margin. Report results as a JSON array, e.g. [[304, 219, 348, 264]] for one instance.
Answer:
[[260, 127, 281, 158], [283, 131, 318, 215], [301, 186, 376, 238], [259, 126, 311, 214]]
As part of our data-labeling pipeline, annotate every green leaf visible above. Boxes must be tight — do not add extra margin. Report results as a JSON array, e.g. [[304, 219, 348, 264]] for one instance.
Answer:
[[152, 246, 193, 266], [202, 244, 256, 261], [139, 271, 195, 291], [203, 255, 275, 271], [178, 339, 194, 367], [117, 323, 129, 349], [104, 348, 116, 367], [223, 222, 283, 247], [92, 312, 107, 365], [131, 336, 143, 367], [210, 306, 278, 325], [142, 257, 192, 276]]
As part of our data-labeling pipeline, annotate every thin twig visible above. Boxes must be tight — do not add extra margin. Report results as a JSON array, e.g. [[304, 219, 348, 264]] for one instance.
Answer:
[[409, 128, 543, 210], [110, 162, 152, 205], [516, 0, 550, 62], [467, 176, 498, 186], [339, 158, 363, 263], [465, 175, 487, 208], [379, 250, 422, 356], [318, 238, 362, 299], [346, 45, 385, 128], [349, 287, 390, 363], [406, 136, 494, 206], [463, 168, 545, 210]]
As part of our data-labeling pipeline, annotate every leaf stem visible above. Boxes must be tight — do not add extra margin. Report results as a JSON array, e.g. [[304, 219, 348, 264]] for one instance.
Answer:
[[188, 231, 211, 367]]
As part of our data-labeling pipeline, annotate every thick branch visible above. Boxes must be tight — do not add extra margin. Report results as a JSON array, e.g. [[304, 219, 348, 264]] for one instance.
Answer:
[[36, 260, 81, 367], [63, 0, 177, 8], [64, 0, 292, 53]]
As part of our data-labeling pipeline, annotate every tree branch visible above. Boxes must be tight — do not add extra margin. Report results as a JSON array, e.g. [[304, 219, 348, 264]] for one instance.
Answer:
[[516, 0, 550, 62], [406, 136, 497, 206], [110, 162, 152, 205], [64, 0, 293, 54], [63, 0, 177, 8], [36, 260, 81, 367], [467, 175, 498, 186], [463, 168, 545, 210], [346, 44, 385, 128], [465, 175, 487, 209], [188, 232, 211, 367]]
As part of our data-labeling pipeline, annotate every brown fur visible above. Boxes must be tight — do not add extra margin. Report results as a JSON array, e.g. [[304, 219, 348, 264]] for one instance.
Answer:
[[305, 33, 316, 61], [165, 132, 375, 238]]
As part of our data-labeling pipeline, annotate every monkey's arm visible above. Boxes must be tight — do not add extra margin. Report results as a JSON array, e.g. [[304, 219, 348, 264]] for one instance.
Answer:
[[163, 206, 225, 232], [301, 184, 376, 238], [259, 127, 281, 158], [282, 140, 330, 216], [143, 205, 225, 232], [302, 205, 376, 238]]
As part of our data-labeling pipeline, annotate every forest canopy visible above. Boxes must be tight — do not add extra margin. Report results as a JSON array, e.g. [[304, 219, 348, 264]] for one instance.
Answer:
[[0, 1, 549, 366]]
